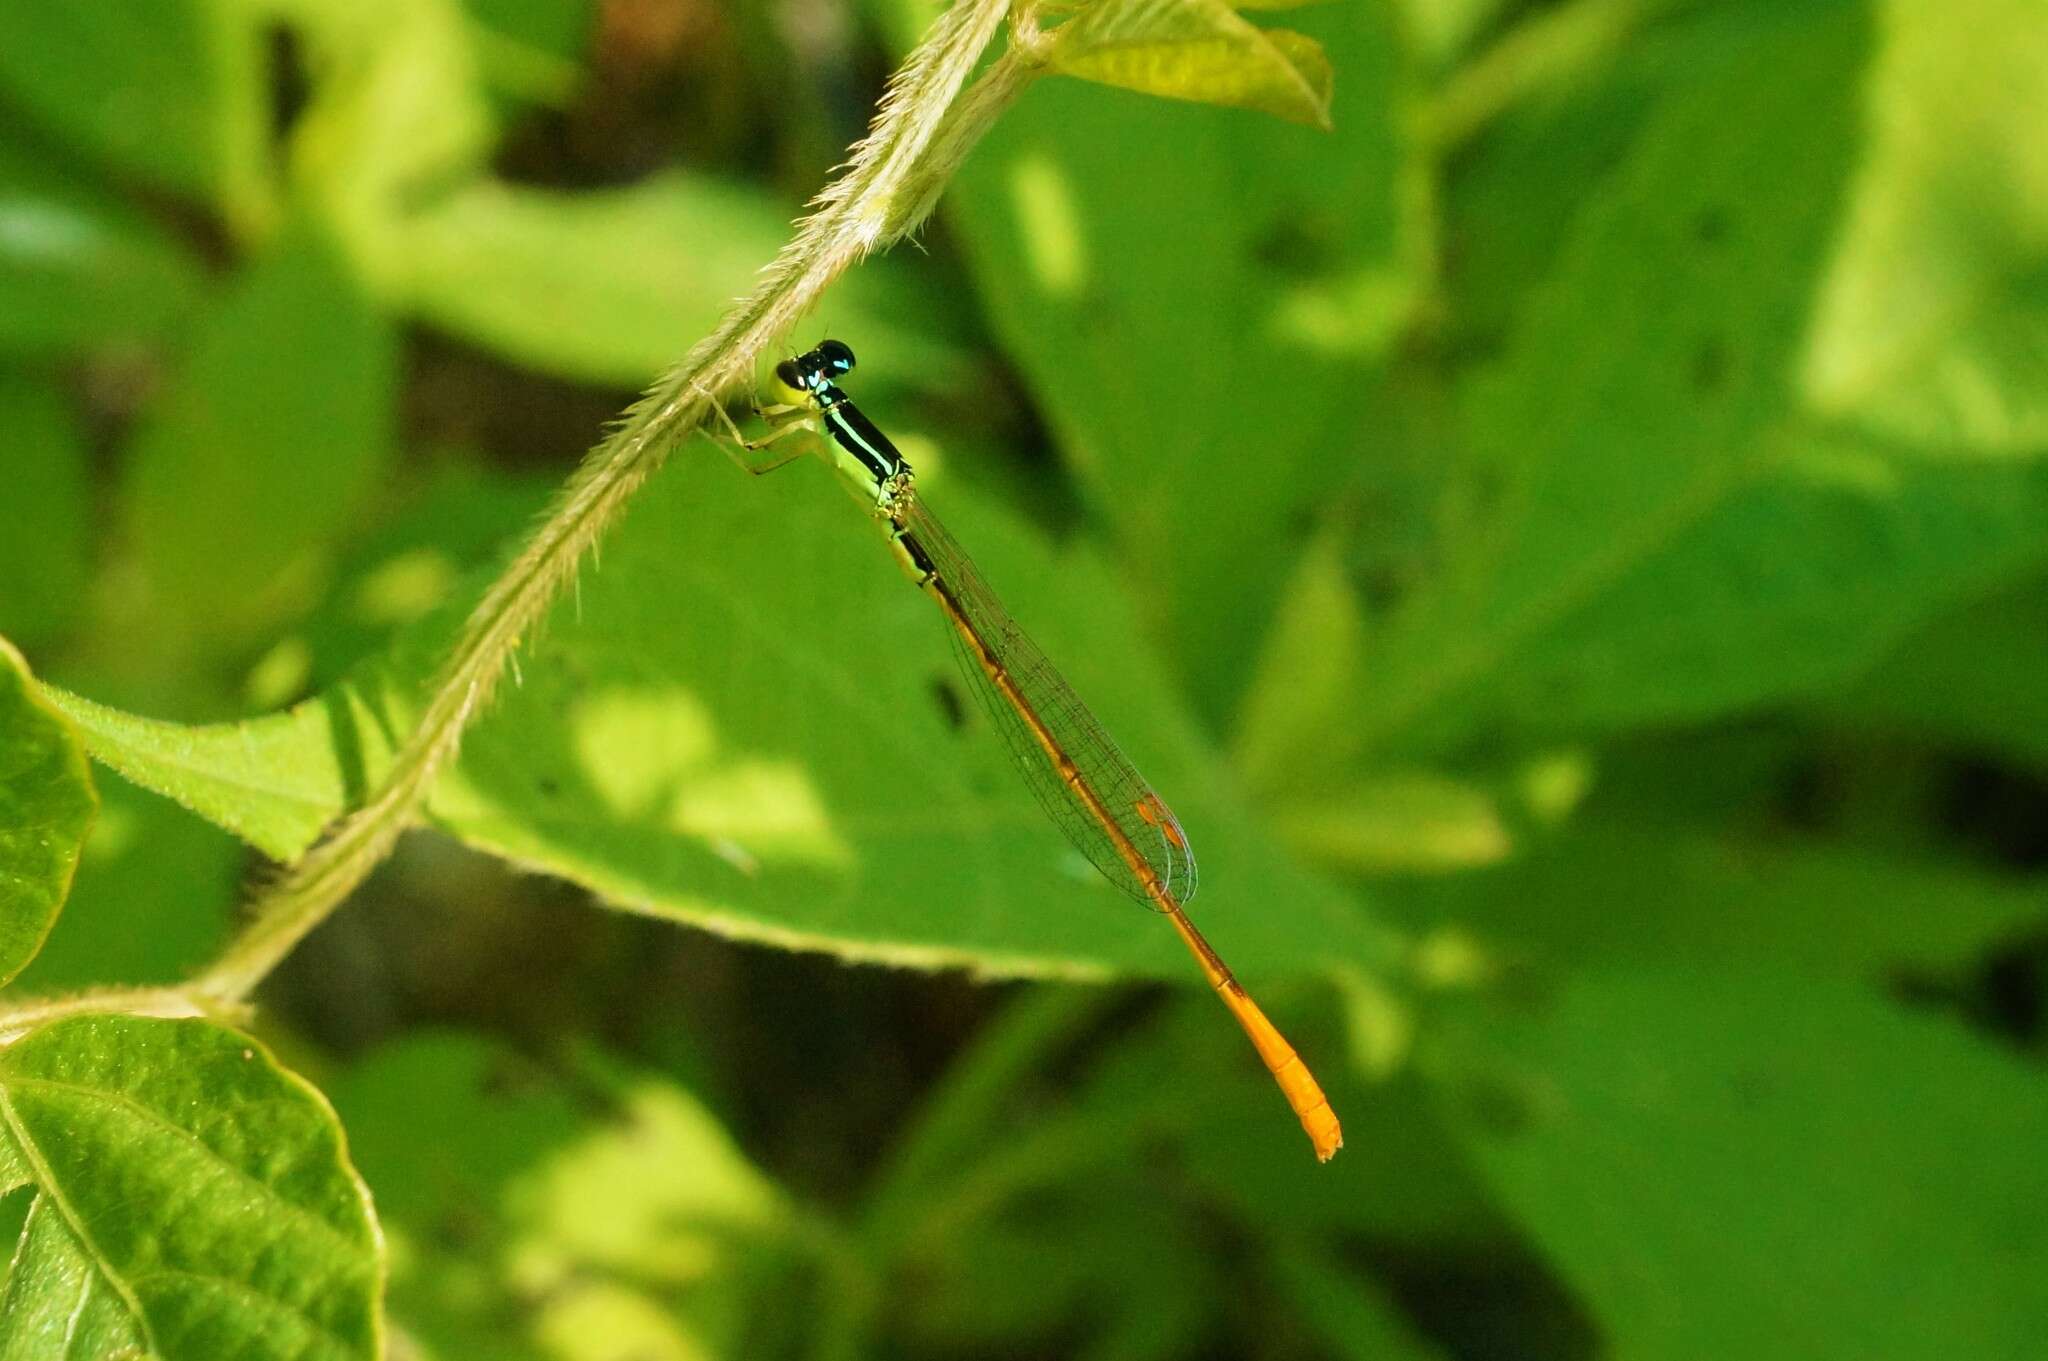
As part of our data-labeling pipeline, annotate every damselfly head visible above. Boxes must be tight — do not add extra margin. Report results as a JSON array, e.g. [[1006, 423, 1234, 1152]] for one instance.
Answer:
[[815, 339, 857, 375], [779, 340, 857, 397]]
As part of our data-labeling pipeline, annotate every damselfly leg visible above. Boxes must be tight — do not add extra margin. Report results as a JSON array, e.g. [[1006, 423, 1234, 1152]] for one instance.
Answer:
[[699, 381, 818, 476]]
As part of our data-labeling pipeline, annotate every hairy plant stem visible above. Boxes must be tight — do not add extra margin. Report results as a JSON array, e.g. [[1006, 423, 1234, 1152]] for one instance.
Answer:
[[0, 986, 242, 1045], [183, 0, 1036, 1007]]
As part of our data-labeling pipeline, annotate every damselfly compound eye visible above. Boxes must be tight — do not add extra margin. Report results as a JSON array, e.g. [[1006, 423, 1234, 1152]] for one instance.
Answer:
[[818, 339, 856, 374]]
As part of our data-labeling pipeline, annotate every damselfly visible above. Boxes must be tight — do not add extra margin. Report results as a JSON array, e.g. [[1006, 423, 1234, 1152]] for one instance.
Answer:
[[722, 339, 1341, 1161]]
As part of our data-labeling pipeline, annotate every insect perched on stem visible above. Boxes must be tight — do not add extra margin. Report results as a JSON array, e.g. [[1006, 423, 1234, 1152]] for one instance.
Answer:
[[717, 339, 1341, 1162]]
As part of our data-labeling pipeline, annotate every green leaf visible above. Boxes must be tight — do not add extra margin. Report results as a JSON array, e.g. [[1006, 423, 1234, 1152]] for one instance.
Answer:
[[1822, 572, 2048, 771], [290, 465, 557, 694], [1389, 0, 1511, 69], [0, 1015, 383, 1360], [1439, 970, 2048, 1360], [328, 1034, 575, 1361], [330, 1032, 585, 1230], [1266, 771, 1513, 875], [1400, 824, 2048, 976], [1232, 539, 1518, 872], [52, 465, 1390, 984], [430, 467, 1384, 982], [463, 0, 593, 65], [332, 1034, 785, 1361], [1267, 1239, 1450, 1361], [1434, 14, 1669, 353], [900, 1171, 1217, 1357], [2, 776, 241, 996], [41, 681, 366, 864], [1802, 0, 2048, 452], [0, 0, 270, 226], [1355, 3, 2048, 746], [0, 376, 89, 648], [1181, 1065, 1508, 1251], [1229, 530, 1369, 799], [503, 1068, 787, 1295], [885, 996, 1415, 1355], [1422, 431, 2048, 735], [461, 0, 592, 106], [951, 0, 1417, 722], [0, 1192, 145, 1361], [285, 0, 497, 280], [0, 137, 204, 358], [36, 471, 546, 864], [1377, 5, 1867, 745], [118, 221, 398, 655], [1044, 0, 1334, 129], [37, 470, 545, 863], [0, 638, 95, 990], [395, 174, 961, 388]]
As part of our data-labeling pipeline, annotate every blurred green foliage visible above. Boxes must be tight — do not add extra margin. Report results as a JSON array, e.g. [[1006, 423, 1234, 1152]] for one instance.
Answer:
[[2, 0, 2047, 1357]]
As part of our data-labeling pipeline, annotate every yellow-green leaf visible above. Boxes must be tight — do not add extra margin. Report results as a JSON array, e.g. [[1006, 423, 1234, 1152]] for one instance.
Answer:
[[0, 1016, 384, 1360], [1045, 0, 1334, 129], [396, 174, 962, 389], [0, 638, 94, 989], [47, 468, 1389, 987]]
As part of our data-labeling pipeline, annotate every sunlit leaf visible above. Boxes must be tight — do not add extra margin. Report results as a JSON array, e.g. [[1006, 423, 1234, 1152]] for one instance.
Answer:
[[396, 174, 961, 388], [333, 1033, 784, 1361], [0, 1016, 383, 1360], [285, 0, 497, 279], [50, 468, 1388, 984], [40, 473, 546, 863], [1803, 0, 2048, 451], [505, 1075, 787, 1293], [1353, 3, 2048, 747], [1044, 0, 1333, 130], [43, 681, 351, 862], [950, 0, 1414, 722], [0, 639, 94, 989]]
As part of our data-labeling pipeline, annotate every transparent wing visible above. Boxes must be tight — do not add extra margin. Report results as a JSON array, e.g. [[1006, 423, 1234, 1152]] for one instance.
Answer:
[[900, 495, 1197, 909]]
